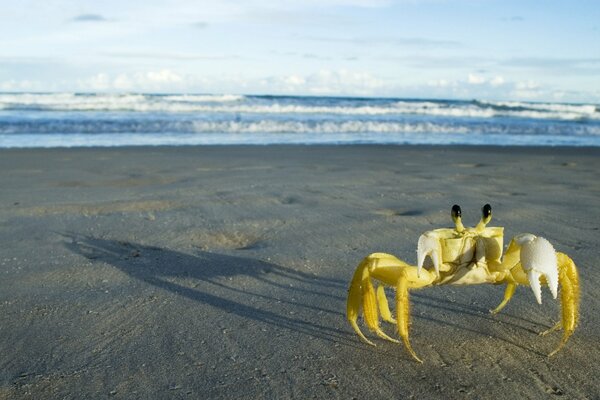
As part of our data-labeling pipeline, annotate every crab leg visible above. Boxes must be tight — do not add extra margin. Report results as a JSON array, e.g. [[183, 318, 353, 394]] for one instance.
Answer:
[[396, 271, 422, 363], [547, 252, 580, 357], [362, 269, 400, 343], [347, 258, 374, 345], [502, 235, 580, 356], [377, 285, 396, 324], [346, 257, 399, 345], [347, 253, 435, 354], [490, 281, 517, 314]]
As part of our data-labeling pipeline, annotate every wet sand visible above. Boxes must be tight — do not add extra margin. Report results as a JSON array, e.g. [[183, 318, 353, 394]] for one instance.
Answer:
[[0, 145, 599, 399]]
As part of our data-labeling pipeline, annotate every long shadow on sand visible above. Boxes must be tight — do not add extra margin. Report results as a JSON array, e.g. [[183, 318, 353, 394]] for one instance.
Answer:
[[63, 235, 550, 357], [64, 234, 358, 346]]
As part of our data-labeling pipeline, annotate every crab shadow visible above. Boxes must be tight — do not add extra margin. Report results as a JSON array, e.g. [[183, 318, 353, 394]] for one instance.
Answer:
[[63, 234, 554, 359], [63, 234, 358, 346], [409, 292, 552, 356]]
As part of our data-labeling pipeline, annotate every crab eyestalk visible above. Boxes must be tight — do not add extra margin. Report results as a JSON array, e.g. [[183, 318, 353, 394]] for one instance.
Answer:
[[475, 204, 492, 232], [451, 204, 465, 233]]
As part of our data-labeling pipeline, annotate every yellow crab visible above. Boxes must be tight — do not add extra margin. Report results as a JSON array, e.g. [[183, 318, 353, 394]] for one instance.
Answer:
[[347, 204, 580, 362]]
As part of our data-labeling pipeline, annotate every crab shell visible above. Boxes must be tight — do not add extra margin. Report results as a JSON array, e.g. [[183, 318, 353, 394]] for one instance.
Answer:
[[435, 227, 504, 265]]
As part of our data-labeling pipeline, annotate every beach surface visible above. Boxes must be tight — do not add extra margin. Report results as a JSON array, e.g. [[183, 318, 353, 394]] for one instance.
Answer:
[[1, 145, 599, 399]]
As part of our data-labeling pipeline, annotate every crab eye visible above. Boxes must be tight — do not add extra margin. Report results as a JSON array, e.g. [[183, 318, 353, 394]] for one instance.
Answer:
[[451, 204, 462, 219], [482, 204, 492, 219]]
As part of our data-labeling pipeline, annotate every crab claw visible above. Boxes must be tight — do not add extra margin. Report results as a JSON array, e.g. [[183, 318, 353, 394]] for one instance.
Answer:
[[417, 233, 441, 278], [516, 234, 559, 304]]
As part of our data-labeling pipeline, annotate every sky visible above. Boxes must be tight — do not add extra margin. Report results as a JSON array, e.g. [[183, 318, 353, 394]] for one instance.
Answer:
[[0, 0, 599, 102]]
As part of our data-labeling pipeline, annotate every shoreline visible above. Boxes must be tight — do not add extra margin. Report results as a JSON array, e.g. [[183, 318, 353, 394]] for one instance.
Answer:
[[2, 142, 600, 151]]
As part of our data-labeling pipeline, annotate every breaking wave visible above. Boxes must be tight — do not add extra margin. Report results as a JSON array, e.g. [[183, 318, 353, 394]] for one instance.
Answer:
[[0, 93, 597, 121]]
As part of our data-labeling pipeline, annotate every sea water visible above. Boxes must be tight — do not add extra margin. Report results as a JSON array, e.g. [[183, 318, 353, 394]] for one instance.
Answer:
[[0, 93, 598, 147]]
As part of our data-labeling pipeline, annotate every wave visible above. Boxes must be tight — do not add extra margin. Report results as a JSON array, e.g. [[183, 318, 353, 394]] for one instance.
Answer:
[[0, 93, 598, 121], [0, 93, 246, 112], [474, 100, 598, 120], [161, 94, 245, 102]]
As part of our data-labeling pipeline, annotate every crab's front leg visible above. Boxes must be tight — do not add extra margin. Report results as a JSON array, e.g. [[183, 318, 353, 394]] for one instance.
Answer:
[[490, 281, 517, 314]]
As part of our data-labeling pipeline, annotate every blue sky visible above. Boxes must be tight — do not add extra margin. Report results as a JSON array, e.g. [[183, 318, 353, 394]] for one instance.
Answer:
[[1, 0, 598, 102]]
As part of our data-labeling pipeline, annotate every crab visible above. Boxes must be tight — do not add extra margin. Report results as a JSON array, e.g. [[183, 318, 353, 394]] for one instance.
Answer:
[[347, 204, 580, 362]]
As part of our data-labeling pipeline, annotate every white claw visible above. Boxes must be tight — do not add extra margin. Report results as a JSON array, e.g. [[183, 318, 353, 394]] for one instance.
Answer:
[[517, 234, 559, 304], [527, 270, 543, 304], [417, 233, 441, 278]]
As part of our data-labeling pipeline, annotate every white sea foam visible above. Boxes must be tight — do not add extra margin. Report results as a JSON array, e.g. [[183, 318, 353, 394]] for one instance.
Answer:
[[2, 119, 600, 136], [161, 94, 245, 102], [0, 93, 597, 121]]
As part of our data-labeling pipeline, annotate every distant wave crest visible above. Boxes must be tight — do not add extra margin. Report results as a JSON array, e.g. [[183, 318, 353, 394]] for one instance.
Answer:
[[0, 93, 597, 121]]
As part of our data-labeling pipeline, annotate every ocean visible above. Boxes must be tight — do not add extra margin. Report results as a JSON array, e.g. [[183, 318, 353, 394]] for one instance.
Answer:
[[0, 93, 598, 147]]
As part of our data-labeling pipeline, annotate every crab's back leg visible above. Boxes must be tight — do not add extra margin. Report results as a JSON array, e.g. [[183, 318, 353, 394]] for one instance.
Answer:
[[347, 255, 399, 345], [377, 285, 396, 323], [361, 267, 400, 344], [548, 252, 580, 357], [347, 258, 375, 345]]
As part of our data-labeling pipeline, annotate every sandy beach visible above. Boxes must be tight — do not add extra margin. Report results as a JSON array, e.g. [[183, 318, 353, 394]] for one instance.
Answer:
[[0, 145, 599, 399]]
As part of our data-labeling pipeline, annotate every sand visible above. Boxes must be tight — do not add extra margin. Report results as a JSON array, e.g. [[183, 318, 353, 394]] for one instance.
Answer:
[[0, 145, 598, 399]]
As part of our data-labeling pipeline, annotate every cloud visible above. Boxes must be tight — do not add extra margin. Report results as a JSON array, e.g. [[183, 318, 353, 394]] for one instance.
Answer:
[[500, 57, 600, 75], [102, 51, 238, 61], [0, 79, 43, 91], [464, 74, 505, 87], [191, 21, 209, 29], [302, 35, 461, 48], [261, 69, 385, 95], [70, 14, 108, 23], [467, 73, 486, 85], [423, 73, 567, 101], [76, 69, 386, 96], [79, 69, 184, 91], [502, 16, 524, 22], [302, 53, 333, 61]]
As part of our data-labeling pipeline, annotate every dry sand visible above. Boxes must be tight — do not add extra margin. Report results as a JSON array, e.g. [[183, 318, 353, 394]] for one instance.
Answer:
[[0, 145, 598, 399]]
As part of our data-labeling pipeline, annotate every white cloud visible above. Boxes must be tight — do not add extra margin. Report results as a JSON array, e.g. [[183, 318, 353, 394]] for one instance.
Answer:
[[85, 73, 112, 91], [467, 73, 486, 85], [78, 69, 185, 91], [515, 80, 540, 90], [467, 74, 506, 87], [427, 79, 454, 88], [489, 76, 505, 87], [0, 79, 43, 91], [408, 73, 563, 101], [77, 68, 385, 95], [146, 70, 183, 83], [262, 69, 385, 95]]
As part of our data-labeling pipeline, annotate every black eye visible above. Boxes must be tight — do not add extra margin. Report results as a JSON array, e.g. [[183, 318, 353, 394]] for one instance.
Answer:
[[451, 204, 462, 219], [482, 204, 492, 218]]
